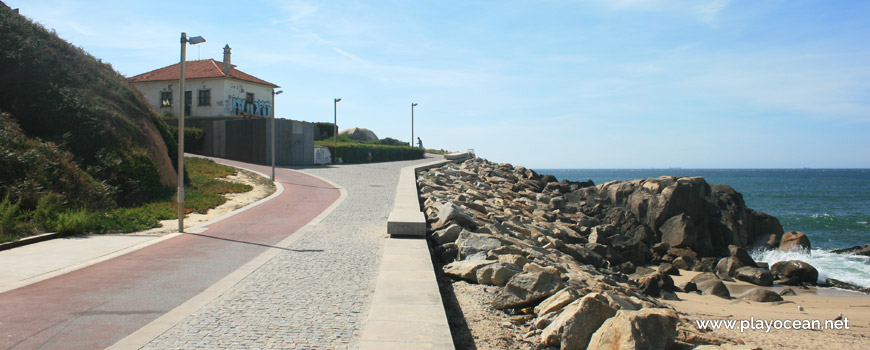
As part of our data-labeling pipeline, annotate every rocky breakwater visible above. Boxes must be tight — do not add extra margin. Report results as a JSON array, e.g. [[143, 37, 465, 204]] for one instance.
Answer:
[[419, 158, 798, 349]]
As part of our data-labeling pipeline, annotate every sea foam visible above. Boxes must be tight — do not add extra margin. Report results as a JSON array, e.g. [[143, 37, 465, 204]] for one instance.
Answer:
[[752, 248, 870, 289]]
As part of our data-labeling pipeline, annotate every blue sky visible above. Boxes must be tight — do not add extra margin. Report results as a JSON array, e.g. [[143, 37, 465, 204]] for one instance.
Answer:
[[9, 0, 870, 168]]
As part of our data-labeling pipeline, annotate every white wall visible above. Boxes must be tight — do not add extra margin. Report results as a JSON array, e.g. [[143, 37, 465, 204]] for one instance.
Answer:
[[223, 80, 274, 118], [132, 78, 275, 118]]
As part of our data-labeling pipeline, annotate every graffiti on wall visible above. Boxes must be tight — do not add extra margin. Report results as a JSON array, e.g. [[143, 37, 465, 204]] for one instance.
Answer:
[[227, 97, 271, 117]]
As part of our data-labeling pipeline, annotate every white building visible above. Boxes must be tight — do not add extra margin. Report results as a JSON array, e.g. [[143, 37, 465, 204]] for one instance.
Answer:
[[129, 45, 279, 119]]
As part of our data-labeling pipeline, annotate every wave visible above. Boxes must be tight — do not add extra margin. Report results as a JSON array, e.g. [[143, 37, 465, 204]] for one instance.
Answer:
[[751, 248, 870, 289]]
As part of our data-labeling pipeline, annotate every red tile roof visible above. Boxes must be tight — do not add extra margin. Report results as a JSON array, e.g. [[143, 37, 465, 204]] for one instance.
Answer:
[[128, 59, 279, 88]]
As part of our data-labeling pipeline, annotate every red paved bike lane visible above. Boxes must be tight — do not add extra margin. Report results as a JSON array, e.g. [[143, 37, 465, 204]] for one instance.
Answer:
[[0, 158, 340, 350]]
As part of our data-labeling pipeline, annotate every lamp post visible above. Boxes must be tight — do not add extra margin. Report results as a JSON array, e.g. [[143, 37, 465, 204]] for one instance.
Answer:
[[271, 89, 283, 181], [411, 102, 418, 147], [177, 32, 206, 233], [333, 98, 341, 163]]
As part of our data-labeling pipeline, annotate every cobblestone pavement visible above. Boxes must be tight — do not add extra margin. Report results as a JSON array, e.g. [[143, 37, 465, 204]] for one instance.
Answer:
[[142, 157, 438, 349]]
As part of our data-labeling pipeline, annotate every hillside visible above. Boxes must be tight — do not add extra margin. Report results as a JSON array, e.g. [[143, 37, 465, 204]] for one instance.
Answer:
[[0, 2, 177, 210]]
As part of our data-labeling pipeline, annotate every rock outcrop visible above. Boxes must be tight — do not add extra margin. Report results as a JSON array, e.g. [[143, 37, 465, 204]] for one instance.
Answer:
[[420, 158, 766, 348], [338, 127, 378, 142], [832, 244, 870, 257], [770, 260, 819, 285]]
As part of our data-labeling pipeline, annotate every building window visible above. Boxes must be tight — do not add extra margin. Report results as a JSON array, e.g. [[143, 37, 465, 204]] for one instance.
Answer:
[[198, 90, 211, 106], [160, 91, 172, 107], [246, 93, 254, 105], [184, 91, 192, 116]]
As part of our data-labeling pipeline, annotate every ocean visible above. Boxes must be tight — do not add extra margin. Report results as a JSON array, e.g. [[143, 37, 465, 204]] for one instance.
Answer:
[[536, 169, 870, 289]]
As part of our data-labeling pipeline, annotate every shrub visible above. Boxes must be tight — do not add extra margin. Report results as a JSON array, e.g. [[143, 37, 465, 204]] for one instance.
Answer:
[[315, 142, 424, 164], [0, 113, 113, 210], [314, 122, 337, 141], [0, 195, 23, 236], [55, 209, 96, 235], [380, 137, 409, 146], [168, 126, 204, 152], [32, 192, 64, 231], [0, 6, 175, 207]]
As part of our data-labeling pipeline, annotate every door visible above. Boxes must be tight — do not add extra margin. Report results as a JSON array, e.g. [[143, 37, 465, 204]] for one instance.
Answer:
[[184, 91, 192, 116]]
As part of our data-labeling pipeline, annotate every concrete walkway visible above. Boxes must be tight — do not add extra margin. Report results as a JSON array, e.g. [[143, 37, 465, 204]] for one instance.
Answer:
[[131, 155, 444, 349], [0, 158, 340, 350]]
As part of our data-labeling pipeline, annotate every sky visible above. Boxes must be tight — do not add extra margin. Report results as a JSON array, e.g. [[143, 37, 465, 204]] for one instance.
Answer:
[[8, 0, 870, 168]]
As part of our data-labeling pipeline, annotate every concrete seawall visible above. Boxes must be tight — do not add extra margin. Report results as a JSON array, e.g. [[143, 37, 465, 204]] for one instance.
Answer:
[[360, 153, 470, 349]]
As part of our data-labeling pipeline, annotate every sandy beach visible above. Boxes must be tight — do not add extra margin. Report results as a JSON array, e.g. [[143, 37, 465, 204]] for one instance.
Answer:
[[665, 270, 870, 349]]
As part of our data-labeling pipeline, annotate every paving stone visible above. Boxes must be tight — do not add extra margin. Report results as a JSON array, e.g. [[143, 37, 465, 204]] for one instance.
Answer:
[[142, 157, 439, 349]]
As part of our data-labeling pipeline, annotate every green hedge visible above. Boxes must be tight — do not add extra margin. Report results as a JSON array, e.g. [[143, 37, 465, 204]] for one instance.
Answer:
[[168, 126, 204, 152], [316, 142, 424, 164], [314, 122, 337, 141]]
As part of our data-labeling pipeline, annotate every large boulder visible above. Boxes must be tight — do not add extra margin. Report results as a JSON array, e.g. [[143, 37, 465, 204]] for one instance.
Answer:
[[338, 127, 378, 141], [456, 231, 503, 259], [659, 213, 697, 249], [433, 223, 462, 245], [442, 259, 495, 282], [587, 308, 679, 350], [715, 257, 744, 277], [493, 264, 564, 309], [696, 279, 731, 299], [738, 288, 783, 302], [778, 231, 811, 252], [541, 293, 617, 349], [728, 244, 757, 268], [690, 272, 720, 285], [475, 262, 522, 286], [733, 266, 773, 286], [630, 271, 675, 297], [770, 260, 819, 285], [436, 202, 477, 229], [534, 288, 579, 316]]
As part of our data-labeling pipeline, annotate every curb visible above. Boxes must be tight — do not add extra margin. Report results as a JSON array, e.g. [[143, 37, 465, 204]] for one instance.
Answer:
[[0, 232, 65, 252]]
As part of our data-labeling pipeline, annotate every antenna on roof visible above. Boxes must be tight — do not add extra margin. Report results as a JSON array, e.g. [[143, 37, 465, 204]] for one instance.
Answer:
[[197, 46, 201, 60]]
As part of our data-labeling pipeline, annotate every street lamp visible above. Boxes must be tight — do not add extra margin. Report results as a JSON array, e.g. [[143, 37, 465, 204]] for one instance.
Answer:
[[411, 102, 418, 147], [178, 32, 206, 233], [333, 98, 341, 163], [271, 90, 283, 181]]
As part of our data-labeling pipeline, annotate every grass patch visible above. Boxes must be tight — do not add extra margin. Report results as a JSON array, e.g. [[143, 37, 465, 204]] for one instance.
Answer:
[[0, 157, 255, 241]]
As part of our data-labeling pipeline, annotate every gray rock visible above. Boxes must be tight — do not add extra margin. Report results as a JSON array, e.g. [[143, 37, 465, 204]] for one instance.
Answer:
[[456, 231, 503, 259], [541, 293, 617, 350], [436, 202, 477, 229], [734, 266, 773, 286], [338, 127, 378, 141], [738, 288, 783, 302], [442, 259, 495, 282], [690, 272, 720, 285], [493, 264, 564, 309], [587, 308, 679, 350], [696, 279, 731, 299], [832, 244, 870, 257], [770, 260, 819, 285], [476, 263, 522, 286], [433, 223, 462, 245], [660, 213, 697, 248]]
